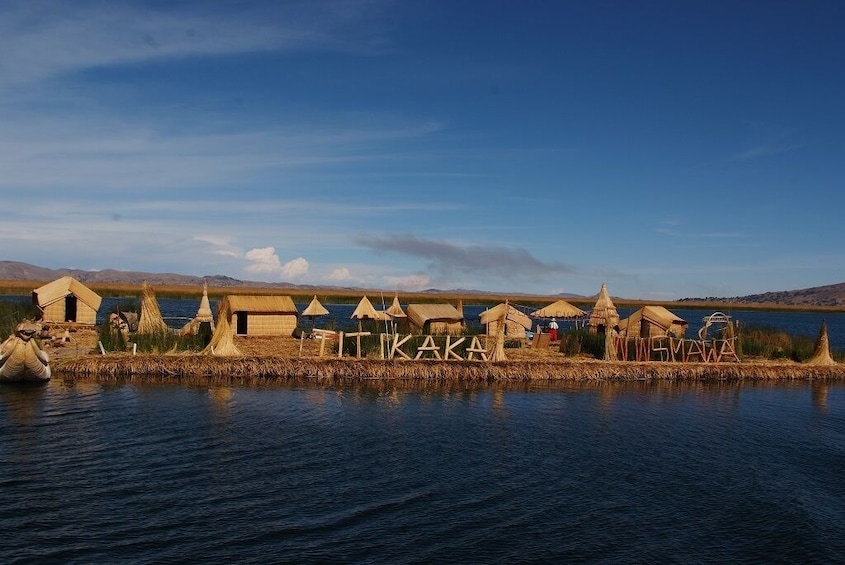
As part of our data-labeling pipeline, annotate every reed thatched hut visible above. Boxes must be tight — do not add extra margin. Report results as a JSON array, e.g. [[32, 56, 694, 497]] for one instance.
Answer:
[[220, 295, 298, 337], [588, 283, 619, 334], [32, 276, 102, 325], [480, 303, 532, 339], [406, 303, 464, 335], [616, 305, 688, 339]]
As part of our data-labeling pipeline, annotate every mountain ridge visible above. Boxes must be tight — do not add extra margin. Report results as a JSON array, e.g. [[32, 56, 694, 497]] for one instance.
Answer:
[[2, 261, 844, 307]]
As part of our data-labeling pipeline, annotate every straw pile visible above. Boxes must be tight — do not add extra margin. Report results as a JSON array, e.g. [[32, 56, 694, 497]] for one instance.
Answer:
[[806, 321, 837, 366], [202, 303, 241, 356], [137, 282, 170, 335]]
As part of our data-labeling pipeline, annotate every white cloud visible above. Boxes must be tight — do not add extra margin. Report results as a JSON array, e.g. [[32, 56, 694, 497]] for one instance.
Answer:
[[244, 247, 282, 273], [329, 267, 351, 281], [194, 235, 241, 258], [385, 273, 431, 291], [281, 257, 309, 278]]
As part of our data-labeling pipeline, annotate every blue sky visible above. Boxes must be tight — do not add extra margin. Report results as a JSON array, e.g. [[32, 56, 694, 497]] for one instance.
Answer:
[[2, 0, 844, 300]]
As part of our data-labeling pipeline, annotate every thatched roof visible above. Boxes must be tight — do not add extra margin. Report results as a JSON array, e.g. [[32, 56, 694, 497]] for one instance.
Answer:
[[138, 282, 170, 334], [32, 276, 102, 311], [385, 295, 406, 318], [351, 296, 379, 320], [222, 295, 297, 313], [617, 306, 687, 335], [406, 304, 463, 328], [479, 303, 532, 330], [806, 321, 836, 366], [302, 296, 329, 317], [588, 283, 619, 329], [531, 299, 586, 319], [195, 282, 214, 323]]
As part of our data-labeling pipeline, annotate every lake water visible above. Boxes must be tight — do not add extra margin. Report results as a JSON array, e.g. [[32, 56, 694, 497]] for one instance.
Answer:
[[1, 380, 843, 563], [2, 297, 844, 562]]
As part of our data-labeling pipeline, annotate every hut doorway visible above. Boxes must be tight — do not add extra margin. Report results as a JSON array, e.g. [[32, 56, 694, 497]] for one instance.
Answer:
[[64, 295, 78, 322], [236, 312, 248, 335]]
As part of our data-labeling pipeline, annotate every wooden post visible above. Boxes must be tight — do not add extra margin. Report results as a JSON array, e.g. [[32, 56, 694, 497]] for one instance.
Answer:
[[338, 331, 344, 358]]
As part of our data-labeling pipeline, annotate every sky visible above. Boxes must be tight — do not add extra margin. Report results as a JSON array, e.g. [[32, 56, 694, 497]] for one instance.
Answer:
[[2, 0, 844, 300]]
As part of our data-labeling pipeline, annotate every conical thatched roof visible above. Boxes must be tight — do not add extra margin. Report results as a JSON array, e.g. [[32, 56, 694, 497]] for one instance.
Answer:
[[137, 282, 170, 334], [180, 281, 216, 336], [302, 296, 329, 317], [806, 321, 836, 366], [351, 296, 379, 320], [195, 281, 214, 323], [588, 283, 619, 331], [531, 299, 586, 319], [203, 303, 241, 356], [385, 295, 406, 318]]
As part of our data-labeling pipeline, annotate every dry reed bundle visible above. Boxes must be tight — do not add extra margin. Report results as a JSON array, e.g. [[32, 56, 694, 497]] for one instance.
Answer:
[[137, 282, 170, 334], [806, 321, 836, 366], [202, 303, 241, 356]]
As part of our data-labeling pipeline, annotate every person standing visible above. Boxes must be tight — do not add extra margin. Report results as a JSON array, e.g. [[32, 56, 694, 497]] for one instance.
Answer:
[[549, 318, 559, 341]]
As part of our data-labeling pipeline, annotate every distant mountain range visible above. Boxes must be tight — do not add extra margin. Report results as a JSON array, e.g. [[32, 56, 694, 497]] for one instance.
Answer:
[[2, 261, 844, 307], [679, 283, 845, 308]]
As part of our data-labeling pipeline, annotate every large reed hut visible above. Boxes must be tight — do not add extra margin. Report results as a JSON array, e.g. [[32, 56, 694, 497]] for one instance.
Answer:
[[220, 295, 298, 337], [588, 283, 619, 334], [617, 306, 688, 339], [32, 276, 102, 325], [480, 303, 532, 339], [406, 303, 464, 335]]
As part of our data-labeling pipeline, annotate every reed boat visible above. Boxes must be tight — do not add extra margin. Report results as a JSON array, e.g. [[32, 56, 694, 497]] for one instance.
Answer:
[[0, 320, 51, 383]]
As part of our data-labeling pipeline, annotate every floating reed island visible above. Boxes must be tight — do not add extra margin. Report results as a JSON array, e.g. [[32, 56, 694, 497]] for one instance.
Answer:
[[42, 282, 845, 385], [53, 352, 845, 385]]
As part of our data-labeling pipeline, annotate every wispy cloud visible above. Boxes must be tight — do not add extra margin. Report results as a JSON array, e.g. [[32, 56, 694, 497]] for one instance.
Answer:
[[355, 234, 575, 280], [731, 143, 801, 162], [0, 0, 390, 88]]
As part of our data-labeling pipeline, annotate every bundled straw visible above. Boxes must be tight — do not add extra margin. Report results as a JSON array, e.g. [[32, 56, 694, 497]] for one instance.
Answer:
[[137, 282, 170, 335], [806, 321, 836, 366], [202, 303, 241, 356]]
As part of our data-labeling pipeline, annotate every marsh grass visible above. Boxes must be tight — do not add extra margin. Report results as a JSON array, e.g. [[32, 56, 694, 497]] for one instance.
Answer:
[[0, 299, 40, 339], [739, 324, 823, 362], [559, 329, 605, 358]]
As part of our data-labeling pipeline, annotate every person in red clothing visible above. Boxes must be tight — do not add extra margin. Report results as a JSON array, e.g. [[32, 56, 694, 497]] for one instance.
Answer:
[[548, 318, 559, 341]]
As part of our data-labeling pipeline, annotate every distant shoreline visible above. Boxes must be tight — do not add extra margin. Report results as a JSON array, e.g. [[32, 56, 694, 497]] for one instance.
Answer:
[[3, 279, 845, 314]]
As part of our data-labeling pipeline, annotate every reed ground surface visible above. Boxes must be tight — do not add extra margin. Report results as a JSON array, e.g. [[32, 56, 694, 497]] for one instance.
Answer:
[[41, 326, 845, 383]]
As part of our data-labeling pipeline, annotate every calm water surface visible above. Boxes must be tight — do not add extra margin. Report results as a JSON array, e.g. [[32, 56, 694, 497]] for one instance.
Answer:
[[1, 379, 843, 563]]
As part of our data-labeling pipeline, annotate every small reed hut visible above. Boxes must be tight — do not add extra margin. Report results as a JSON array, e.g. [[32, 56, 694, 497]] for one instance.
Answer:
[[480, 303, 532, 339], [616, 305, 688, 339], [32, 276, 102, 325], [220, 295, 298, 337], [179, 282, 216, 336], [588, 283, 619, 334], [406, 303, 464, 335]]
